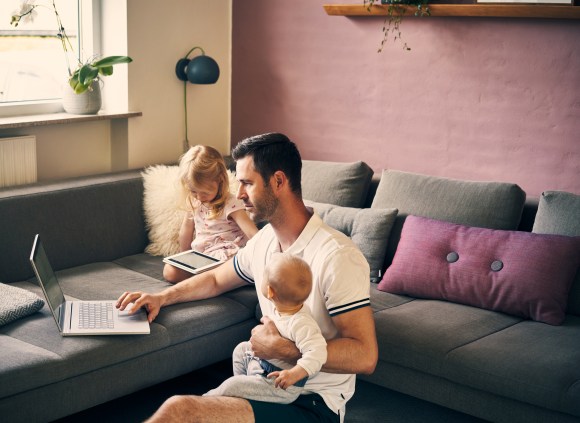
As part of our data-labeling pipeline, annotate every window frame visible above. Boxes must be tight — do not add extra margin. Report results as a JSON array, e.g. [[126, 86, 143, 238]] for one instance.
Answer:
[[0, 0, 98, 118]]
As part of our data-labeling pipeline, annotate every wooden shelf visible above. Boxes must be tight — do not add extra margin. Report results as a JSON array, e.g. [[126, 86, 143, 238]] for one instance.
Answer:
[[323, 4, 580, 18]]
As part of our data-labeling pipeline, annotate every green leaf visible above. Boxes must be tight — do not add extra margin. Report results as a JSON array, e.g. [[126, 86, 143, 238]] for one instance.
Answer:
[[69, 74, 79, 90], [92, 56, 132, 68], [79, 65, 99, 86], [99, 66, 113, 76]]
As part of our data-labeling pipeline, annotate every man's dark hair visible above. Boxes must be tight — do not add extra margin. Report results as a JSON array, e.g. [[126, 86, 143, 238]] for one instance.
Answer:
[[232, 133, 302, 196]]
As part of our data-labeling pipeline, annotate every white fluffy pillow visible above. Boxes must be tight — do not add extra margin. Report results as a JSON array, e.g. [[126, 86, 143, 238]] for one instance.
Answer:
[[142, 164, 240, 257], [142, 165, 185, 256]]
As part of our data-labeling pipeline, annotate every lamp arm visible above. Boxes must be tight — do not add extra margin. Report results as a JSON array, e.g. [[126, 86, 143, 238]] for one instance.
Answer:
[[184, 46, 206, 59], [181, 47, 205, 151], [183, 79, 189, 153]]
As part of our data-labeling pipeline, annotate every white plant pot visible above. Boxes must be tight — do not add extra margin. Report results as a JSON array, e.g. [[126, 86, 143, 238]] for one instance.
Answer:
[[62, 80, 102, 115]]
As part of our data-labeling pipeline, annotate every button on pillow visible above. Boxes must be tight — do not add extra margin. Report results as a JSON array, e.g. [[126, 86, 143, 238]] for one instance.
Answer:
[[377, 216, 580, 325]]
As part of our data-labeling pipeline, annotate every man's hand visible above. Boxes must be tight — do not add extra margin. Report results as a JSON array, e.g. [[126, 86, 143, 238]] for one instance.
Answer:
[[116, 291, 162, 323], [249, 316, 300, 363]]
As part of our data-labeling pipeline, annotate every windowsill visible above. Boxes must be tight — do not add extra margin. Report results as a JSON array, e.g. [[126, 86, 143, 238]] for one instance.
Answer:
[[0, 111, 142, 130]]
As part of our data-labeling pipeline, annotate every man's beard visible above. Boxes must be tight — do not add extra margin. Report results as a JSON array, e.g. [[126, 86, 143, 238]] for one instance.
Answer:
[[249, 185, 278, 224]]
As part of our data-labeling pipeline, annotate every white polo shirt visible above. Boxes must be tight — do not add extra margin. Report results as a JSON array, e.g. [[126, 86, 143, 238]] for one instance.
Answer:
[[234, 212, 370, 419]]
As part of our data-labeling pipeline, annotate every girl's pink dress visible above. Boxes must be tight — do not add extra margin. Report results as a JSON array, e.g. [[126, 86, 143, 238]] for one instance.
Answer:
[[190, 194, 249, 261]]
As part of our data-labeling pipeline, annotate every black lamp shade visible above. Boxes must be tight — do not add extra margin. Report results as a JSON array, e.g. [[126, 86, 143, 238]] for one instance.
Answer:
[[176, 55, 220, 84]]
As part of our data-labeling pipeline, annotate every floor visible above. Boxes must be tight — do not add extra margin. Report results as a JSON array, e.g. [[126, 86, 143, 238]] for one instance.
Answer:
[[54, 360, 486, 422]]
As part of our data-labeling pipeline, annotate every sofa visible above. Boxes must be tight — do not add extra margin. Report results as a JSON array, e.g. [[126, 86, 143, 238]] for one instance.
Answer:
[[1, 160, 579, 423]]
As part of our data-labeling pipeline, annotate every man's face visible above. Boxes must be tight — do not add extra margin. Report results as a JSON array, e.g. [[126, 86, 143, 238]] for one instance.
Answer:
[[236, 156, 278, 224]]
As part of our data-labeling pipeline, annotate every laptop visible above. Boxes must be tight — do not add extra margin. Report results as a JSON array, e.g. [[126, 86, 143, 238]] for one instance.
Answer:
[[29, 234, 150, 336], [163, 249, 223, 274]]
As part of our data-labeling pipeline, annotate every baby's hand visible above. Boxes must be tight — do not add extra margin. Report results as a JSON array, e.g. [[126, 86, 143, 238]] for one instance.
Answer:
[[267, 370, 290, 389]]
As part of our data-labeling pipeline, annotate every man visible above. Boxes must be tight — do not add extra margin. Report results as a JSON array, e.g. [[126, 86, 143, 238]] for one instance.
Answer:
[[117, 133, 378, 422]]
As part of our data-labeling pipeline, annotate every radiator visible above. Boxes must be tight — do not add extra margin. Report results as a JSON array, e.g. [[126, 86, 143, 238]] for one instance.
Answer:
[[0, 136, 37, 188]]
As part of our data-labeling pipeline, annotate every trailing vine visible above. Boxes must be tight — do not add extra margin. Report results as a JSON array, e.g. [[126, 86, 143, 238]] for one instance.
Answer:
[[364, 0, 430, 52]]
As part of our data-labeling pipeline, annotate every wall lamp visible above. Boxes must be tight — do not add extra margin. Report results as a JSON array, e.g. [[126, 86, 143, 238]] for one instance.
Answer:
[[175, 46, 220, 152]]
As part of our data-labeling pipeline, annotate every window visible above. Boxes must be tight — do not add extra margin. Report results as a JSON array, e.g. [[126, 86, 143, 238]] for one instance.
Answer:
[[0, 0, 96, 116]]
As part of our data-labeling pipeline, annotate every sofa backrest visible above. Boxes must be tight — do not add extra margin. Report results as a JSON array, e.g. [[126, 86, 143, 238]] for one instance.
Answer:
[[366, 173, 538, 231], [301, 160, 374, 208], [532, 191, 580, 317], [0, 170, 148, 283], [370, 170, 527, 267]]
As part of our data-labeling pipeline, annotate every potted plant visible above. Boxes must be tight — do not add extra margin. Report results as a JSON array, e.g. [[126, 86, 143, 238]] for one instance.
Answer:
[[10, 0, 132, 114], [364, 0, 430, 52]]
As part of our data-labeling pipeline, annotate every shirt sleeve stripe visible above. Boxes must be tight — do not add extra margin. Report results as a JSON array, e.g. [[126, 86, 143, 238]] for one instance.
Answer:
[[233, 255, 254, 284], [328, 298, 370, 316]]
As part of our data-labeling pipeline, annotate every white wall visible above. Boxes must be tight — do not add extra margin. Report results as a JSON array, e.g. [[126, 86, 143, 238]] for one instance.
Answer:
[[126, 0, 232, 168], [0, 1, 232, 182]]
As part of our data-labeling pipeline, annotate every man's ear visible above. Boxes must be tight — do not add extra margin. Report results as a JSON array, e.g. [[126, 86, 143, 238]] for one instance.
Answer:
[[272, 171, 285, 191]]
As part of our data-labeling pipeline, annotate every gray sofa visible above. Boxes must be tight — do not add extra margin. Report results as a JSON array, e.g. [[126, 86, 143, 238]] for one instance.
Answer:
[[1, 160, 579, 423]]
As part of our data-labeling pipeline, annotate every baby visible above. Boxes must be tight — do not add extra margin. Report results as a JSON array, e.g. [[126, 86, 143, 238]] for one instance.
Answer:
[[204, 253, 327, 404]]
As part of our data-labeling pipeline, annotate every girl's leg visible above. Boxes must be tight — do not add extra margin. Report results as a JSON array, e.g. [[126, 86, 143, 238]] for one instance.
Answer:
[[163, 263, 192, 284]]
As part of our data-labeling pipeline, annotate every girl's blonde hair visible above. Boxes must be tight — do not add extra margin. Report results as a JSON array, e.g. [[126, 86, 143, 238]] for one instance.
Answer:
[[179, 145, 230, 219]]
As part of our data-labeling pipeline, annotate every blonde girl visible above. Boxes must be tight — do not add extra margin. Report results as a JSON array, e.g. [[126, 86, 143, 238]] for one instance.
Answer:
[[163, 145, 258, 283]]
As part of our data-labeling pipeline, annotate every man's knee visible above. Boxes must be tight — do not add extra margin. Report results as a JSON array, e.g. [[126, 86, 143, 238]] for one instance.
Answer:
[[157, 395, 202, 418], [152, 394, 254, 423]]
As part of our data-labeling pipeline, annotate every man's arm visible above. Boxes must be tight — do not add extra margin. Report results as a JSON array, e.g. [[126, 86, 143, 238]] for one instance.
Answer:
[[250, 306, 378, 375], [116, 258, 247, 323], [323, 306, 378, 375]]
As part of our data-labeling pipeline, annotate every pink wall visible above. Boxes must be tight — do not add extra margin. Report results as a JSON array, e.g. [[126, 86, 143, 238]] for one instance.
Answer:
[[231, 1, 580, 197]]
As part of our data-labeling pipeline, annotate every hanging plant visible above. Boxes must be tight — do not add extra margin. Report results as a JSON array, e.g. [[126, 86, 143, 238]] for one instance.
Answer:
[[364, 0, 430, 52]]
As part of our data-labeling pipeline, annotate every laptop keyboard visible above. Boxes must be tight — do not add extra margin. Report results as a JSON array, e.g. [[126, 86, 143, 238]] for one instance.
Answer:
[[78, 302, 115, 329]]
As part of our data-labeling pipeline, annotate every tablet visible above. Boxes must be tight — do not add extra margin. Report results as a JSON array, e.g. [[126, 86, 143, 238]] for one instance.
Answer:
[[163, 249, 223, 274]]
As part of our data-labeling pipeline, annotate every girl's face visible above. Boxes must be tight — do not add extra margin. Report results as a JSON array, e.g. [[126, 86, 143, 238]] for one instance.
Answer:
[[189, 180, 219, 205]]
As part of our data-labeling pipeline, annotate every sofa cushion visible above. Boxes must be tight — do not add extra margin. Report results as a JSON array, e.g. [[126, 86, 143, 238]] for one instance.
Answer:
[[1, 261, 257, 402], [302, 160, 373, 208], [370, 170, 526, 266], [444, 317, 580, 417], [377, 216, 580, 325], [372, 297, 521, 375], [532, 191, 580, 316], [0, 283, 44, 327], [304, 200, 398, 282]]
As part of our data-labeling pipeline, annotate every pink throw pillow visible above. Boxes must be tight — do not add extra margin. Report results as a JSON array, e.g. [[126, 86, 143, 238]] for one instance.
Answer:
[[377, 216, 580, 325]]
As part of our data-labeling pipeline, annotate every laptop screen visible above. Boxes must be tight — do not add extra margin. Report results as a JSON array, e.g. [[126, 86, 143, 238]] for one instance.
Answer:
[[30, 235, 66, 330]]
